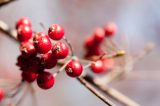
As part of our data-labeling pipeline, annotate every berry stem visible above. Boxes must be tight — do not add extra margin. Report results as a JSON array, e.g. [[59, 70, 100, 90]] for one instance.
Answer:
[[53, 56, 76, 77], [107, 37, 118, 52], [63, 36, 74, 56], [7, 81, 25, 98], [14, 84, 29, 106], [39, 22, 47, 31]]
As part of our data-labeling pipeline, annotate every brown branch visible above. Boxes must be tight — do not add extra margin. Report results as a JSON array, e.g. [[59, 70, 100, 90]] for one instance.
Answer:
[[0, 0, 17, 7], [83, 74, 140, 106], [0, 20, 18, 43], [77, 76, 115, 106]]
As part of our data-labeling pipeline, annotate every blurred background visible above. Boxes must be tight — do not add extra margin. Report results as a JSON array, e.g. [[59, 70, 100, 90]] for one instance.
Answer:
[[0, 0, 160, 106]]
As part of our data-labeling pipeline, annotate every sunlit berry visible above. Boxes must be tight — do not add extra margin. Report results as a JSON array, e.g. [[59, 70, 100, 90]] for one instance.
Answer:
[[48, 24, 64, 40], [34, 32, 52, 54], [65, 60, 83, 77], [16, 17, 32, 29], [17, 25, 32, 42], [52, 42, 69, 59]]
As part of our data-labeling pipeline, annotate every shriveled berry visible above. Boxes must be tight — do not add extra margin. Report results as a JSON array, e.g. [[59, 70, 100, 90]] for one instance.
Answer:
[[37, 71, 54, 89], [65, 60, 83, 77], [90, 60, 105, 73], [52, 42, 69, 59], [20, 41, 36, 57], [93, 27, 105, 44], [48, 24, 64, 40], [0, 88, 4, 102], [34, 32, 52, 54], [22, 71, 38, 83], [104, 22, 117, 36], [41, 52, 57, 69], [16, 17, 32, 29], [17, 25, 32, 42]]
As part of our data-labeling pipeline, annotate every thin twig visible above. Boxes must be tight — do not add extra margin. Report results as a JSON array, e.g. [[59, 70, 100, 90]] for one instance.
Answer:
[[7, 81, 25, 98], [0, 0, 17, 7], [39, 22, 47, 31], [83, 74, 140, 106], [0, 20, 18, 43], [29, 85, 37, 106], [77, 76, 115, 106], [63, 36, 74, 56], [15, 84, 29, 106], [53, 56, 74, 77]]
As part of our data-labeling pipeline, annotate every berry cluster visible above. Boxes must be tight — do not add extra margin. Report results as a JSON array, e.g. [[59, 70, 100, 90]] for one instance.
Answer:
[[84, 22, 117, 73], [14, 17, 116, 91], [16, 17, 83, 90]]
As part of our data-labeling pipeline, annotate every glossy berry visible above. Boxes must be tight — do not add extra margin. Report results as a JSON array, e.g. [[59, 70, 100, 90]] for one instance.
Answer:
[[48, 24, 64, 40], [93, 27, 105, 44], [34, 32, 52, 54], [22, 71, 38, 83], [20, 41, 36, 57], [90, 60, 105, 73], [41, 52, 57, 69], [16, 17, 32, 29], [37, 71, 54, 89], [65, 60, 83, 77], [0, 88, 4, 102], [17, 25, 32, 42], [52, 42, 69, 59], [104, 22, 117, 36], [34, 32, 48, 39]]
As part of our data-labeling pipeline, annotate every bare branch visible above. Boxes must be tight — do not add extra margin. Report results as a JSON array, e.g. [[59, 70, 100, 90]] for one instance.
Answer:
[[77, 76, 115, 106]]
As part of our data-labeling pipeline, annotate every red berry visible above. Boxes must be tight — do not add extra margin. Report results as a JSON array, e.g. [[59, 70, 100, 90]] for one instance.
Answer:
[[16, 54, 28, 68], [17, 25, 32, 42], [16, 17, 32, 29], [34, 32, 52, 54], [84, 36, 94, 49], [41, 52, 57, 69], [65, 60, 83, 77], [27, 57, 44, 72], [22, 70, 38, 83], [90, 60, 105, 73], [48, 24, 64, 40], [37, 71, 54, 89], [52, 42, 69, 59], [93, 27, 105, 44], [20, 41, 37, 57], [34, 32, 48, 38], [102, 59, 114, 71], [104, 22, 117, 36], [85, 46, 104, 57], [0, 88, 4, 102]]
